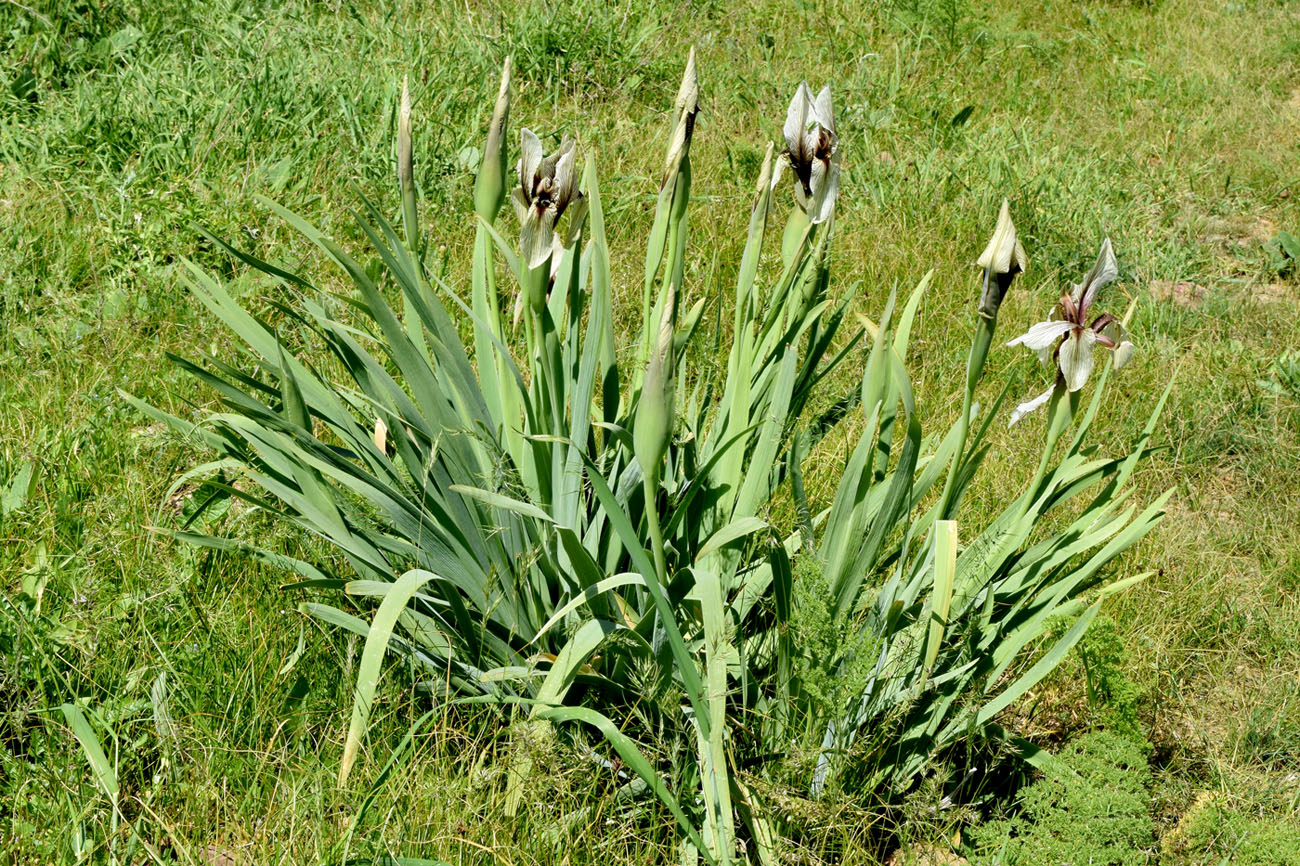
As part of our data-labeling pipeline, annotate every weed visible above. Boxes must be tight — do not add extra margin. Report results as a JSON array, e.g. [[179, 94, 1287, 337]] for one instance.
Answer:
[[969, 731, 1155, 865]]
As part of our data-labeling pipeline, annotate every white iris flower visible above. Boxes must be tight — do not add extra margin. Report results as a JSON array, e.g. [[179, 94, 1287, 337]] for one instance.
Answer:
[[781, 82, 840, 224], [1007, 238, 1135, 425], [511, 129, 578, 270]]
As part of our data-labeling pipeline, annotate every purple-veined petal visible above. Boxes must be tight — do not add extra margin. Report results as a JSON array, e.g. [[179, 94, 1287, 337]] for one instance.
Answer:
[[802, 127, 821, 164], [1058, 328, 1096, 391], [1010, 385, 1055, 427], [509, 187, 530, 225], [561, 196, 588, 247], [1073, 237, 1119, 311], [553, 141, 577, 210], [808, 156, 840, 224], [520, 206, 557, 270], [1007, 319, 1073, 350]]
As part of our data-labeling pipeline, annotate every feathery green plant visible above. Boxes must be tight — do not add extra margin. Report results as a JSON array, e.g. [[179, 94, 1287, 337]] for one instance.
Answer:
[[137, 51, 1170, 864]]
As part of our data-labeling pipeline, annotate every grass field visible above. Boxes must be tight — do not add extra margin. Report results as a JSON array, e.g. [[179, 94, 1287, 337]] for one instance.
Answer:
[[2, 0, 1300, 863]]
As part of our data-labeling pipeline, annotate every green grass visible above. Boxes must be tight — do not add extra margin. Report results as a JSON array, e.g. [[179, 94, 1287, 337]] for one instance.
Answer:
[[2, 0, 1299, 862]]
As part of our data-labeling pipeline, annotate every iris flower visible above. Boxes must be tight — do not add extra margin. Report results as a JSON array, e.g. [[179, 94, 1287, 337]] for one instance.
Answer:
[[781, 82, 839, 224], [1007, 238, 1135, 425], [511, 129, 578, 270]]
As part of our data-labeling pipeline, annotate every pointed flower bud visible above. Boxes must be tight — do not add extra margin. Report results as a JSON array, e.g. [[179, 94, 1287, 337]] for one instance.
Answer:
[[634, 290, 676, 487], [474, 58, 512, 221], [511, 129, 579, 271], [398, 77, 413, 193], [662, 48, 699, 190], [975, 199, 1027, 319], [782, 82, 840, 224]]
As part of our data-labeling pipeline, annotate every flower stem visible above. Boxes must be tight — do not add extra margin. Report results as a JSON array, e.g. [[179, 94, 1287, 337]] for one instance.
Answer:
[[1025, 380, 1076, 508], [643, 476, 668, 586], [938, 270, 996, 518]]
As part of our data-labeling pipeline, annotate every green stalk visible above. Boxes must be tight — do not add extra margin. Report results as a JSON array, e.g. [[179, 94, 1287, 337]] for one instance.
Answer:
[[644, 476, 668, 586], [1029, 380, 1077, 502], [937, 268, 995, 518], [395, 76, 428, 361]]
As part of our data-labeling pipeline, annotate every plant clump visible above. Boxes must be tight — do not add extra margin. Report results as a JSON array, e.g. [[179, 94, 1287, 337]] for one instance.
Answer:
[[136, 51, 1172, 864]]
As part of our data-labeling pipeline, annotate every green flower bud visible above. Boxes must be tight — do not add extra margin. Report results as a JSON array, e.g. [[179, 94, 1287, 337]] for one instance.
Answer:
[[635, 289, 676, 487], [474, 58, 511, 222]]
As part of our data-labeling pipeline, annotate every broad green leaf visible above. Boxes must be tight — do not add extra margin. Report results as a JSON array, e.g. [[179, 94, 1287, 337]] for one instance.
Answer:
[[339, 569, 440, 785], [61, 704, 118, 800], [697, 517, 769, 562], [922, 520, 957, 676]]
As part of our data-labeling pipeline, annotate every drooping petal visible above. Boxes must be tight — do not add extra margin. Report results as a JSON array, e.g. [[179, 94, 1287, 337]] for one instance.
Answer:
[[548, 234, 566, 283], [509, 187, 530, 225], [1009, 385, 1055, 427], [806, 155, 826, 202], [1057, 328, 1096, 392], [519, 128, 543, 195], [1007, 319, 1074, 350], [803, 155, 839, 225], [520, 207, 557, 271], [1034, 310, 1059, 366], [1112, 339, 1135, 370], [1073, 236, 1119, 312], [792, 172, 810, 212], [561, 196, 588, 246], [783, 83, 813, 161], [813, 84, 835, 135]]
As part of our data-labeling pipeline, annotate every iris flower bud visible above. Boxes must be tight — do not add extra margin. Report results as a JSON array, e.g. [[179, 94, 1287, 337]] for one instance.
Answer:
[[398, 78, 413, 196], [662, 48, 699, 190], [474, 58, 512, 222], [975, 199, 1027, 319], [634, 290, 676, 487]]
